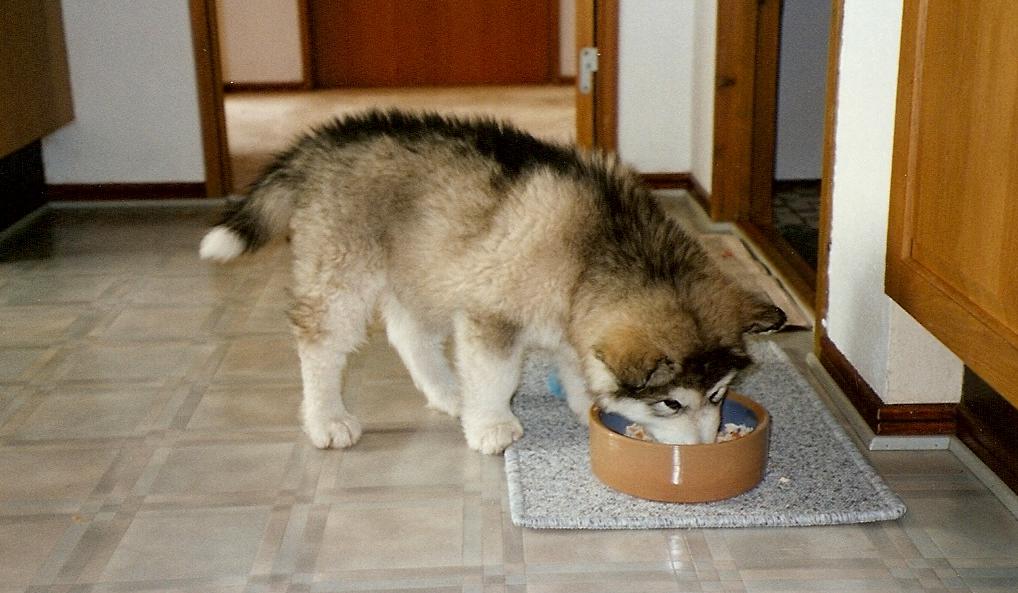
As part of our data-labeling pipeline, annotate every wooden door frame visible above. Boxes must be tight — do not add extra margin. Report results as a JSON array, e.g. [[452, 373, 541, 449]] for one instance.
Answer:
[[189, 0, 231, 197], [190, 0, 615, 196], [711, 0, 818, 307], [575, 0, 617, 150]]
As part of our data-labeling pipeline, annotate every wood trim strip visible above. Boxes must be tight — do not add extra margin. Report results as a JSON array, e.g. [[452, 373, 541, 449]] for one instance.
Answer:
[[188, 0, 231, 196], [747, 0, 781, 227], [957, 370, 1018, 493], [688, 174, 711, 213], [298, 0, 312, 88], [640, 172, 691, 190], [594, 0, 619, 151], [957, 410, 1018, 494], [224, 81, 308, 92], [814, 0, 845, 354], [45, 183, 207, 201], [817, 335, 957, 435], [574, 0, 594, 147]]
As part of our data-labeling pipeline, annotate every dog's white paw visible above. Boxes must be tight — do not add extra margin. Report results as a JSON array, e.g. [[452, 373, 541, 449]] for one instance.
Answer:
[[304, 414, 362, 449], [464, 417, 523, 455]]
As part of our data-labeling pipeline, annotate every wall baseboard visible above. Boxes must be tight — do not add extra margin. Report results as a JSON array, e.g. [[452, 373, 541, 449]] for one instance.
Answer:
[[45, 183, 208, 202], [640, 172, 691, 190], [817, 335, 957, 435], [957, 368, 1018, 494], [224, 81, 310, 92]]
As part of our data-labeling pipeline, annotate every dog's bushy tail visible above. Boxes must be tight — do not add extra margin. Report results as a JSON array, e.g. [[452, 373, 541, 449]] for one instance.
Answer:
[[198, 172, 296, 262]]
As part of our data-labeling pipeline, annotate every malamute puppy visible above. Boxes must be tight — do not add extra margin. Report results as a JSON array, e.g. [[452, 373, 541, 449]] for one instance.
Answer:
[[200, 110, 784, 454]]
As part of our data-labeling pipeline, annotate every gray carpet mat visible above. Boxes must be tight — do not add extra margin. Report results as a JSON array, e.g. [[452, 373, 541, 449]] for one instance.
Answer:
[[505, 339, 906, 529]]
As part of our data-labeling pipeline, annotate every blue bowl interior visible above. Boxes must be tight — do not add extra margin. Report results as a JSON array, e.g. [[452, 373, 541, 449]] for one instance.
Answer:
[[600, 398, 758, 439]]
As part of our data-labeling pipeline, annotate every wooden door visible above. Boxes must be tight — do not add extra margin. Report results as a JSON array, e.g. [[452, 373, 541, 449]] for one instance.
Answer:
[[886, 0, 1018, 406], [309, 0, 557, 88]]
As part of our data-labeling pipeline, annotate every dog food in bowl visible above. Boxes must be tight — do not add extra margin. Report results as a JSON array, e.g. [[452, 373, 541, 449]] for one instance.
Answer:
[[589, 392, 770, 503]]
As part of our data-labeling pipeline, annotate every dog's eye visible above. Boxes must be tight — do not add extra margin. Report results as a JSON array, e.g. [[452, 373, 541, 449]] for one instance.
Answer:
[[661, 399, 683, 411]]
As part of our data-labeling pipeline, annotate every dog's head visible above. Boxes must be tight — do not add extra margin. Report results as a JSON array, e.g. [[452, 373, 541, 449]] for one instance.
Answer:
[[574, 282, 785, 444]]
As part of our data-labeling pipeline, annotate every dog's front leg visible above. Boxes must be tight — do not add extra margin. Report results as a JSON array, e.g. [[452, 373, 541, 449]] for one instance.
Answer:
[[454, 313, 524, 454], [554, 346, 593, 425]]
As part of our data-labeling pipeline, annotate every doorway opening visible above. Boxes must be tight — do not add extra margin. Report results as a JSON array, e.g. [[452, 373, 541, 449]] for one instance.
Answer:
[[190, 0, 618, 196], [711, 0, 836, 308]]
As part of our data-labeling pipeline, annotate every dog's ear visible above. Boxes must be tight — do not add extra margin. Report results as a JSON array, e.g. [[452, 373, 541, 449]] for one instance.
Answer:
[[749, 303, 785, 335], [743, 301, 786, 334], [595, 343, 675, 392]]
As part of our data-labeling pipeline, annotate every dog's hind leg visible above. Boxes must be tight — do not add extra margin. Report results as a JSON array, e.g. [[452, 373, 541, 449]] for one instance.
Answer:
[[454, 313, 525, 455], [380, 295, 461, 417], [289, 273, 383, 449]]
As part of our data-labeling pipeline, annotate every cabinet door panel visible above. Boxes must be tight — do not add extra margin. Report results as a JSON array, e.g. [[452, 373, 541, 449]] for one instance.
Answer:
[[887, 0, 1018, 405]]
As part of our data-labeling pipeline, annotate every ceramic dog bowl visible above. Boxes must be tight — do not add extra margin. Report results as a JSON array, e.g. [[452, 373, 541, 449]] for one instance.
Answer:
[[589, 392, 770, 503]]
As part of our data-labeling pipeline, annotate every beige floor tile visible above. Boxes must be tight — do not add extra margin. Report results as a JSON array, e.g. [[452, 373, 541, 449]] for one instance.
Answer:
[[148, 443, 295, 496], [100, 507, 270, 582], [125, 276, 241, 306], [330, 430, 476, 489], [522, 529, 672, 566], [55, 342, 215, 382], [7, 386, 171, 440], [904, 492, 1018, 559], [0, 515, 74, 587], [95, 305, 218, 340], [187, 384, 301, 432], [214, 336, 301, 382], [0, 347, 53, 382], [0, 447, 118, 503], [315, 502, 465, 571], [0, 275, 123, 305], [0, 305, 86, 345], [721, 526, 882, 568], [345, 373, 460, 432], [214, 305, 292, 335]]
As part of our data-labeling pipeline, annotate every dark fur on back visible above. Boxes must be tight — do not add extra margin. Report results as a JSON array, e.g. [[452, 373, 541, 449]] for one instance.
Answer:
[[244, 109, 712, 296], [270, 110, 578, 189]]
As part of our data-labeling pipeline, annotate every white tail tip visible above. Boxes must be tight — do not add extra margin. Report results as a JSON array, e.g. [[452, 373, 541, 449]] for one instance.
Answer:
[[199, 227, 245, 262]]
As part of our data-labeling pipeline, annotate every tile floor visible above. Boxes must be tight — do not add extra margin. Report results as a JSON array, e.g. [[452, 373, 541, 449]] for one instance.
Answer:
[[772, 181, 821, 270], [2, 200, 1018, 593]]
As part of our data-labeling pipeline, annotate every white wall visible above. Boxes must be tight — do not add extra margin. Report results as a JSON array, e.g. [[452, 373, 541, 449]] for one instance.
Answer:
[[825, 0, 962, 404], [774, 0, 830, 180], [217, 0, 304, 85], [41, 0, 205, 183], [690, 1, 717, 192], [617, 0, 693, 173]]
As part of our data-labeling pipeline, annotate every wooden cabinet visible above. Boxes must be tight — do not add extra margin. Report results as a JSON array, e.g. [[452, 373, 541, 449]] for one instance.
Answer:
[[886, 0, 1018, 406], [1, 0, 74, 158]]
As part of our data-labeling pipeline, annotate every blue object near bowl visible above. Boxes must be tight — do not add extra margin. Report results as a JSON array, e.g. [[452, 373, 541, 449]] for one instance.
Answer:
[[546, 370, 566, 400], [600, 398, 758, 439]]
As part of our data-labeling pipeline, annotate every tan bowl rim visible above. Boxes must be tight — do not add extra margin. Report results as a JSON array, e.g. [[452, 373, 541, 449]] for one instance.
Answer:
[[589, 392, 770, 450]]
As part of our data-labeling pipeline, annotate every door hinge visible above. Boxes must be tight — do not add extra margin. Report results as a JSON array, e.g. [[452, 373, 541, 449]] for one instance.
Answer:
[[578, 47, 599, 94]]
